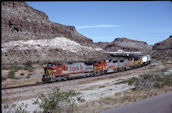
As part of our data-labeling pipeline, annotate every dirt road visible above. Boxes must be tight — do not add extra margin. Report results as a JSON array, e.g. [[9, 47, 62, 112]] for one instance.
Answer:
[[101, 91, 172, 113]]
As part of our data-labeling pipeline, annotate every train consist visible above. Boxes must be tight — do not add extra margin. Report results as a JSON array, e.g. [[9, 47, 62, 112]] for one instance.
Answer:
[[42, 54, 151, 82]]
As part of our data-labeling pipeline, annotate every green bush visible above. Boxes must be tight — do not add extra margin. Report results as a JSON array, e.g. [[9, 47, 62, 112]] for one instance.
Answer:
[[7, 70, 16, 79], [153, 82, 163, 88], [24, 61, 34, 72], [25, 61, 32, 67], [1, 76, 7, 81], [33, 87, 84, 113]]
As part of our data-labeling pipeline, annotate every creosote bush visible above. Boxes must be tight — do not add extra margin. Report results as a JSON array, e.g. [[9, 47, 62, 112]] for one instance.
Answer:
[[24, 61, 34, 72], [33, 87, 85, 113]]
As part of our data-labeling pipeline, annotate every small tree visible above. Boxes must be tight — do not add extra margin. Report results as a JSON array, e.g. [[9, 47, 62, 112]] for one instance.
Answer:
[[33, 87, 84, 113]]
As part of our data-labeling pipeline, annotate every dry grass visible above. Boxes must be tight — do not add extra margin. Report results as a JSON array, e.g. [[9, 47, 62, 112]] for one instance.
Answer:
[[73, 86, 172, 113]]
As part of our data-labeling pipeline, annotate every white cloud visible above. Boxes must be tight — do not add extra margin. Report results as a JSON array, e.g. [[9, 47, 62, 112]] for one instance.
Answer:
[[76, 24, 120, 29]]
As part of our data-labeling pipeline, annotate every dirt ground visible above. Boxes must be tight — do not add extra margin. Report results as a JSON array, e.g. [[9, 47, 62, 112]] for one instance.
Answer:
[[2, 59, 172, 113]]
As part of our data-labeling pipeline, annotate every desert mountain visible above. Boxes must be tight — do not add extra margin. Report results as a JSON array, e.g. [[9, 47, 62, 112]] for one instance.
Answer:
[[1, 2, 94, 46], [95, 38, 152, 53], [152, 35, 172, 58], [153, 35, 172, 50]]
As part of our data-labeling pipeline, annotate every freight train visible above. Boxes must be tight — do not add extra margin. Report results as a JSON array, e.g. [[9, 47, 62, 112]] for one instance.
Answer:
[[42, 54, 151, 82]]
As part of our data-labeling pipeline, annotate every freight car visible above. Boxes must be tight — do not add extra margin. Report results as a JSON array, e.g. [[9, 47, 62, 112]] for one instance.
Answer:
[[42, 54, 151, 82]]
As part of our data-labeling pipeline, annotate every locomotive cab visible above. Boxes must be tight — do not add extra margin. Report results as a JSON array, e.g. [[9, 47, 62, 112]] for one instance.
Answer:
[[42, 62, 67, 82]]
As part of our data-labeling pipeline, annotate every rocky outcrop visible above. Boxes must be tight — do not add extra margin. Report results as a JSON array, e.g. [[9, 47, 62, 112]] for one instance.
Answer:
[[94, 42, 110, 49], [1, 1, 93, 46], [2, 37, 108, 64], [152, 35, 172, 58], [153, 35, 172, 50], [95, 38, 152, 53]]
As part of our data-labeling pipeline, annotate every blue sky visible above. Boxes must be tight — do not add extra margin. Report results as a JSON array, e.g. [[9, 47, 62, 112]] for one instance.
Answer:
[[26, 1, 172, 45]]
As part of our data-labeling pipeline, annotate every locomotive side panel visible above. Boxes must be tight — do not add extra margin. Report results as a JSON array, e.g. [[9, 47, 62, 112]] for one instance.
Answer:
[[63, 62, 86, 74], [106, 60, 116, 73]]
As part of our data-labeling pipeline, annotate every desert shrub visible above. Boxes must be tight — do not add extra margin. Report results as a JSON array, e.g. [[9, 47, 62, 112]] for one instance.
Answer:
[[14, 103, 28, 113], [33, 87, 85, 113], [13, 65, 23, 71], [3, 102, 29, 113], [7, 70, 16, 79], [25, 61, 32, 67], [26, 66, 34, 72], [24, 63, 34, 72], [127, 77, 138, 85], [1, 76, 7, 81], [2, 65, 24, 71], [24, 61, 34, 72], [2, 66, 10, 70], [143, 74, 152, 80], [20, 73, 24, 76], [26, 74, 31, 78], [153, 82, 162, 88], [126, 74, 172, 90]]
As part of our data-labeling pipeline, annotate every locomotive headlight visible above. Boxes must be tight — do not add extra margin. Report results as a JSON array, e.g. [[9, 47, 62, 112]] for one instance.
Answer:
[[53, 70, 56, 72]]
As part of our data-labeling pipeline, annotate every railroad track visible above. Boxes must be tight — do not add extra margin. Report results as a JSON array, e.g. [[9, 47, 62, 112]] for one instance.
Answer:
[[1, 82, 46, 90]]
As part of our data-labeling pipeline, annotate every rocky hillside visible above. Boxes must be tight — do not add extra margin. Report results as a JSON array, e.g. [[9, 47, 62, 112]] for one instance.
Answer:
[[1, 1, 93, 46], [95, 38, 152, 53], [2, 37, 108, 64], [1, 1, 109, 64], [153, 35, 172, 50], [152, 35, 172, 58]]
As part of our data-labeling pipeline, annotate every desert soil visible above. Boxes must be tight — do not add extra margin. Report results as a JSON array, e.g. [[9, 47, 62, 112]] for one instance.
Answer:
[[2, 59, 172, 113]]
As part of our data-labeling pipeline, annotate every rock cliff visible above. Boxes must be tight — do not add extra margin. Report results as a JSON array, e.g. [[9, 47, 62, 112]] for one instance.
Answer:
[[153, 35, 172, 50], [96, 38, 152, 53], [152, 35, 172, 58], [1, 1, 93, 46]]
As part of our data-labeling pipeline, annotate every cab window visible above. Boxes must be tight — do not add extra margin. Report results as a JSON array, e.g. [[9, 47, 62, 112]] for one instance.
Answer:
[[48, 63, 56, 66], [120, 60, 124, 62], [113, 60, 117, 63], [96, 61, 102, 64], [57, 63, 62, 67]]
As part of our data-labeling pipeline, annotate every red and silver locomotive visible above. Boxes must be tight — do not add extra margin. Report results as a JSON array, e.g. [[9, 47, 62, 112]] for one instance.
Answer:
[[42, 54, 151, 82]]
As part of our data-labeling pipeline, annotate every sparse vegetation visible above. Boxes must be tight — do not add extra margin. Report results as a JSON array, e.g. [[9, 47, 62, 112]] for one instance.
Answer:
[[24, 61, 34, 72], [20, 73, 25, 76], [99, 85, 105, 88], [2, 76, 7, 81], [25, 61, 32, 67], [26, 74, 31, 78], [3, 102, 29, 113], [125, 73, 172, 90], [7, 70, 16, 79], [2, 65, 25, 79], [33, 87, 85, 113]]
